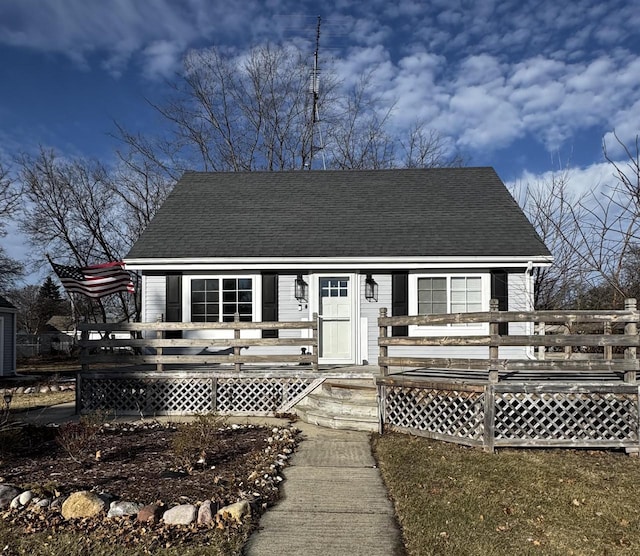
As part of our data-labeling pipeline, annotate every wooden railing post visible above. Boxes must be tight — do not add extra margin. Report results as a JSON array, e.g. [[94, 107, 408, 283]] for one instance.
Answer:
[[537, 321, 546, 360], [156, 315, 164, 372], [604, 321, 613, 361], [624, 298, 637, 384], [234, 312, 241, 373], [488, 299, 499, 383], [564, 321, 571, 359], [80, 326, 90, 372], [312, 312, 319, 372], [379, 308, 389, 377]]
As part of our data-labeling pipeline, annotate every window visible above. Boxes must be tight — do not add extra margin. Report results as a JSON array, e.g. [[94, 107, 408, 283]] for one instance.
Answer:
[[417, 276, 482, 315], [191, 277, 253, 322], [320, 278, 348, 298]]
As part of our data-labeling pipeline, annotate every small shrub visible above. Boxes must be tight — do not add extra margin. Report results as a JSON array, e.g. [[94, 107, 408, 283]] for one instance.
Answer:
[[0, 425, 24, 461], [55, 412, 107, 465], [171, 413, 227, 472]]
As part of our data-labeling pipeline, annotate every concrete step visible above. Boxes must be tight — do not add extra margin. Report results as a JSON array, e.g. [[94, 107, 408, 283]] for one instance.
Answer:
[[293, 379, 380, 432]]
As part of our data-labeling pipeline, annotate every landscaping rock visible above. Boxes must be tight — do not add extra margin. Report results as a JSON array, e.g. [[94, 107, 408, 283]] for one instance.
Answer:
[[19, 490, 33, 506], [10, 495, 21, 509], [0, 485, 21, 509], [197, 500, 216, 525], [61, 491, 107, 519], [137, 503, 164, 523], [217, 500, 250, 524], [163, 504, 197, 525], [107, 501, 143, 518]]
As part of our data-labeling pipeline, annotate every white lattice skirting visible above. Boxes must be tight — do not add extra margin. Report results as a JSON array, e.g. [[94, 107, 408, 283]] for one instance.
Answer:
[[78, 372, 319, 416], [382, 382, 640, 450]]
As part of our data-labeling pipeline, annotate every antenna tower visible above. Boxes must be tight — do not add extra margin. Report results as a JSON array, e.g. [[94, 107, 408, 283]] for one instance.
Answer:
[[309, 16, 326, 170]]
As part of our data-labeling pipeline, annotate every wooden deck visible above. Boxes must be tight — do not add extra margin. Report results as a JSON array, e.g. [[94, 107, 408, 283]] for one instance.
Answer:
[[76, 301, 640, 451]]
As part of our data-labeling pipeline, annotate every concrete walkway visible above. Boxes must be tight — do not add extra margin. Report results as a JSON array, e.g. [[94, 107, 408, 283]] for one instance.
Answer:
[[244, 423, 404, 556], [13, 404, 404, 555]]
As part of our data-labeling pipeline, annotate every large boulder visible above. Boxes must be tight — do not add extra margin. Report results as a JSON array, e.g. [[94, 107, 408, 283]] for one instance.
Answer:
[[61, 491, 107, 519], [137, 503, 165, 523], [163, 504, 197, 525], [107, 501, 143, 518], [217, 500, 251, 524]]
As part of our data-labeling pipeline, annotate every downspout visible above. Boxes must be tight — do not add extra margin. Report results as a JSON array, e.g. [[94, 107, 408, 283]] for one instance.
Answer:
[[525, 261, 536, 359]]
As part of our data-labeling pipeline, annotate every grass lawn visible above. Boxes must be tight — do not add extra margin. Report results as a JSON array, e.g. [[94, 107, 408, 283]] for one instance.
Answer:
[[373, 433, 640, 555], [7, 390, 75, 412], [0, 523, 247, 555]]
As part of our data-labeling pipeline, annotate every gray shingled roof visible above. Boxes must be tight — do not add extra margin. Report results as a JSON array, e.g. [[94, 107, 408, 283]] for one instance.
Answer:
[[126, 168, 550, 259]]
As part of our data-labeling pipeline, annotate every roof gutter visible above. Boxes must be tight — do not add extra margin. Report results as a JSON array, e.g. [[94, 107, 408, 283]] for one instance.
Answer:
[[125, 255, 554, 271]]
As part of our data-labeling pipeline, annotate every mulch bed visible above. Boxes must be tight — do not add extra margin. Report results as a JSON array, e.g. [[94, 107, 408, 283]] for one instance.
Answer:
[[0, 419, 299, 549]]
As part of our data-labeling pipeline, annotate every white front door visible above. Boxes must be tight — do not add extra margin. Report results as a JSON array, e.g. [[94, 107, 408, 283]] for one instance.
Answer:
[[318, 276, 354, 362]]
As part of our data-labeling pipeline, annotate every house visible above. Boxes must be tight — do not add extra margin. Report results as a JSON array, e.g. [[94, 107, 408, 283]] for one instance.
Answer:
[[0, 295, 17, 376], [124, 168, 552, 366]]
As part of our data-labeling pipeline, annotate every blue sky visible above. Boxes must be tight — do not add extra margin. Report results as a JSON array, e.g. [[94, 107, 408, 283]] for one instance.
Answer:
[[2, 0, 640, 280]]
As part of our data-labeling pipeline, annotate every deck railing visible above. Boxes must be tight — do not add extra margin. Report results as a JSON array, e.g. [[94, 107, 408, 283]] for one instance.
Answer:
[[78, 313, 319, 373], [378, 298, 640, 382]]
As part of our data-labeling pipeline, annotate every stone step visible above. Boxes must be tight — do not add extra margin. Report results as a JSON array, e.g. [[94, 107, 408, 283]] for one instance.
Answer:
[[294, 406, 379, 433], [296, 394, 378, 418], [293, 379, 380, 432]]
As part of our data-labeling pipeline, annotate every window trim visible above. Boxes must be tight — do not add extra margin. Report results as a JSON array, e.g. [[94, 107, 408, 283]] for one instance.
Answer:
[[408, 273, 490, 336]]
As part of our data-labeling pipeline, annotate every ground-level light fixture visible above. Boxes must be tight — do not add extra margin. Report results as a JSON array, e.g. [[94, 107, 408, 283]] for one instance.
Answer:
[[365, 274, 378, 302]]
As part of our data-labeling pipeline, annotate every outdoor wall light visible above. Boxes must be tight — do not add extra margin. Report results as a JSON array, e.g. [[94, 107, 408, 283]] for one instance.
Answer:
[[294, 274, 308, 303], [365, 274, 378, 302]]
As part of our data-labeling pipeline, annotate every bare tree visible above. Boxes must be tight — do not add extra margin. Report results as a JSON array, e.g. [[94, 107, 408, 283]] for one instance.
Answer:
[[513, 168, 587, 308], [0, 161, 24, 290], [116, 44, 462, 176], [6, 284, 40, 334], [516, 132, 640, 309], [17, 148, 136, 321], [400, 122, 466, 169]]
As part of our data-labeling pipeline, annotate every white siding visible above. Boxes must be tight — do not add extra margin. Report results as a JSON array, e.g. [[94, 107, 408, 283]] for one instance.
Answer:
[[139, 269, 536, 366], [359, 273, 391, 365], [142, 275, 166, 323]]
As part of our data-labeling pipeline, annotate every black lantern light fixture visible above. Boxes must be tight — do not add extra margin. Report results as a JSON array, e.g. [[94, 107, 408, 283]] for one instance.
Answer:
[[365, 274, 378, 302], [294, 274, 308, 303]]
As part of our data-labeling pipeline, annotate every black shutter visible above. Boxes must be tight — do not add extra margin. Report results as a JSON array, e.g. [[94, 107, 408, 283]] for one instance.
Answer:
[[165, 274, 182, 339], [262, 273, 278, 338], [391, 272, 409, 337], [491, 270, 508, 335]]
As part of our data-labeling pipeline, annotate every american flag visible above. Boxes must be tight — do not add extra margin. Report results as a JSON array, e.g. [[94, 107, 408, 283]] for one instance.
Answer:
[[50, 260, 135, 298]]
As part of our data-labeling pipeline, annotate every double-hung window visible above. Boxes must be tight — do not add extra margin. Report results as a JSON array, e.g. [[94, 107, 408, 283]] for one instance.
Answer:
[[412, 274, 487, 333], [190, 278, 253, 322], [418, 276, 483, 315]]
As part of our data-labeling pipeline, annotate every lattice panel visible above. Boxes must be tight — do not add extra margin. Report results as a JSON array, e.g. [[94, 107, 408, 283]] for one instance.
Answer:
[[80, 375, 320, 414], [80, 377, 214, 413], [147, 379, 213, 413], [80, 378, 148, 412], [494, 392, 639, 441], [385, 386, 485, 440], [216, 378, 316, 413]]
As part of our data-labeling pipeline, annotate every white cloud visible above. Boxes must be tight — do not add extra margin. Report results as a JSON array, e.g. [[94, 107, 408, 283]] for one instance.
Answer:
[[141, 41, 184, 80]]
